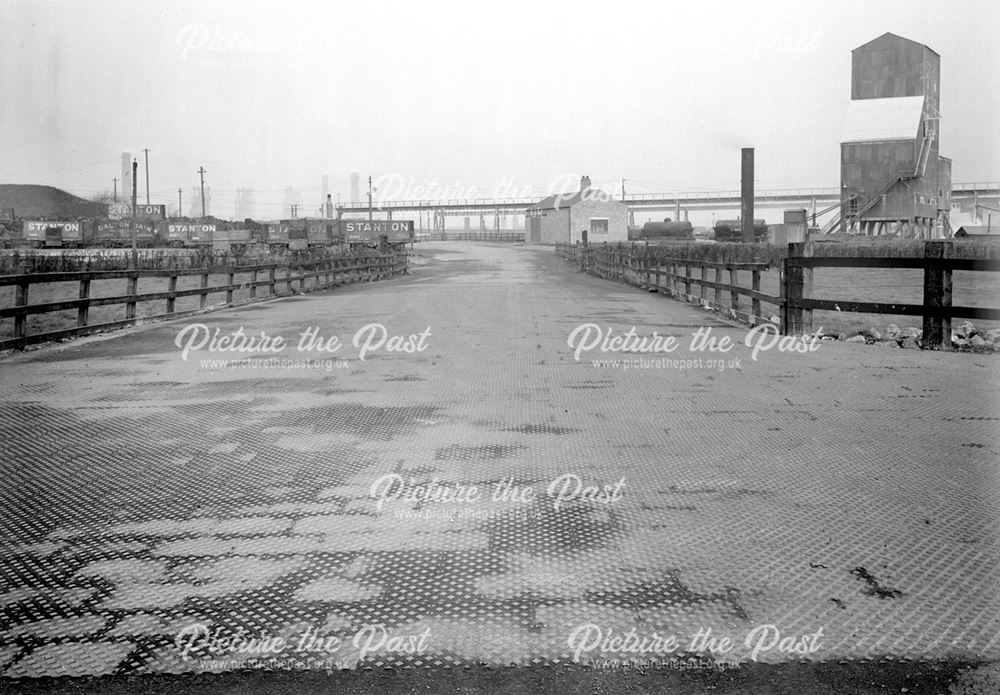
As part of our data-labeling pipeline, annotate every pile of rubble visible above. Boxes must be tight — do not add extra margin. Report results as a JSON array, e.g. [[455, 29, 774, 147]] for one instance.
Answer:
[[836, 322, 1000, 351]]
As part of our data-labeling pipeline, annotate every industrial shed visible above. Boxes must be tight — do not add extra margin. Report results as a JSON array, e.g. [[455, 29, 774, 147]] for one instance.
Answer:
[[524, 176, 629, 245]]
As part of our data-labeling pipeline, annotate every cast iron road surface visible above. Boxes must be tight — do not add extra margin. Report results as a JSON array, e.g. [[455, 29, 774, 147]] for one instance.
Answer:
[[0, 242, 997, 689]]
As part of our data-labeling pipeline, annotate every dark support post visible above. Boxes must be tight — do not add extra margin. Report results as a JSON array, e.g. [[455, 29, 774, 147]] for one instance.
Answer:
[[684, 264, 691, 298], [126, 273, 138, 320], [200, 272, 208, 309], [782, 242, 814, 335], [729, 267, 739, 313], [166, 275, 176, 314], [741, 147, 755, 243], [752, 270, 761, 324], [14, 281, 28, 340], [700, 265, 708, 303], [226, 269, 234, 304], [78, 278, 90, 327], [249, 268, 257, 299], [922, 241, 953, 349], [714, 267, 723, 307], [269, 266, 276, 295]]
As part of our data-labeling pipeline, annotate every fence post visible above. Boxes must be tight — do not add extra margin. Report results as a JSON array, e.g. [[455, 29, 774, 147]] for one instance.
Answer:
[[249, 268, 258, 299], [200, 271, 209, 309], [700, 265, 708, 303], [922, 241, 953, 350], [126, 272, 138, 320], [752, 270, 761, 325], [729, 267, 739, 315], [684, 263, 691, 299], [269, 266, 276, 295], [14, 280, 28, 341], [782, 242, 813, 335], [78, 277, 91, 327], [226, 267, 234, 304], [714, 266, 723, 308], [166, 275, 176, 314]]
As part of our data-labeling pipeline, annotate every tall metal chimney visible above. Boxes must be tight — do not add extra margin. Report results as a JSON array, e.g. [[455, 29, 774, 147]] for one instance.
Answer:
[[741, 148, 755, 243]]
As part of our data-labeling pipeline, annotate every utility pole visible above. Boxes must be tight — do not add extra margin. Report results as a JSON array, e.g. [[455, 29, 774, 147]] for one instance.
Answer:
[[113, 177, 118, 203], [368, 175, 373, 220], [131, 159, 138, 250], [621, 177, 626, 201], [143, 148, 150, 205], [178, 188, 183, 218], [198, 167, 207, 218]]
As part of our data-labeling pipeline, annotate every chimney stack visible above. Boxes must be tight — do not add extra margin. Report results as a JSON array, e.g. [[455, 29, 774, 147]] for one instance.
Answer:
[[580, 176, 591, 192], [741, 148, 755, 243]]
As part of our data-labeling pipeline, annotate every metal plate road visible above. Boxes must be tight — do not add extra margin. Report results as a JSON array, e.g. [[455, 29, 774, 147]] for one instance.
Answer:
[[0, 243, 997, 680]]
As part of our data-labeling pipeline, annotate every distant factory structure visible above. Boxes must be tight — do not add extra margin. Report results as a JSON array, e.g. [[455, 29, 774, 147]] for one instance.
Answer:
[[235, 187, 256, 220], [839, 32, 951, 238], [351, 173, 360, 205], [188, 186, 211, 217], [283, 186, 303, 217]]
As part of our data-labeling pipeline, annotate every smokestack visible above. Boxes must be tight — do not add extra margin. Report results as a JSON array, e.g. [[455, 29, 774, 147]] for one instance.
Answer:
[[326, 193, 333, 219], [741, 148, 755, 243], [580, 176, 591, 192]]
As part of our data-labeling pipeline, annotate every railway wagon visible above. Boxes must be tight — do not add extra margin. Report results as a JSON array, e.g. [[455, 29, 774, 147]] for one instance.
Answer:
[[22, 220, 89, 248], [713, 219, 769, 243], [93, 219, 159, 247], [634, 220, 694, 240], [302, 218, 342, 246], [273, 220, 309, 250], [211, 228, 253, 252], [158, 221, 218, 247], [340, 219, 414, 245]]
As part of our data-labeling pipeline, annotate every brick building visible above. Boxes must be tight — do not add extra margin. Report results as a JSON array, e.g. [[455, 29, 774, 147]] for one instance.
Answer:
[[525, 176, 629, 245]]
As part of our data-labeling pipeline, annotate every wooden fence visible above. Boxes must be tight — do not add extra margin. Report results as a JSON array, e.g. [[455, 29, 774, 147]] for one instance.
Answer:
[[0, 250, 408, 351], [556, 241, 1000, 349]]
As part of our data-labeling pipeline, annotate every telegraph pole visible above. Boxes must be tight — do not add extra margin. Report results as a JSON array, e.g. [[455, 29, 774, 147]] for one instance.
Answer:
[[368, 175, 373, 220], [113, 177, 118, 203], [143, 148, 150, 204], [178, 188, 183, 218], [131, 159, 138, 250], [198, 167, 207, 218]]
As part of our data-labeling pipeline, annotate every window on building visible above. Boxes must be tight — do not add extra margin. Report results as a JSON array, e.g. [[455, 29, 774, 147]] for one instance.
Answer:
[[590, 218, 609, 235]]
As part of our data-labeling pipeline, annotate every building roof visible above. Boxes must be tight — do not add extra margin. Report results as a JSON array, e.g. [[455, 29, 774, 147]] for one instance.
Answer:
[[853, 32, 939, 57], [526, 188, 625, 212], [842, 95, 924, 143], [526, 191, 585, 211], [955, 226, 1000, 237]]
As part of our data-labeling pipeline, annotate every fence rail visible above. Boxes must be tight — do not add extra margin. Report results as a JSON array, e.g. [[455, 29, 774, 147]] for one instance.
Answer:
[[556, 241, 1000, 349], [0, 250, 408, 351]]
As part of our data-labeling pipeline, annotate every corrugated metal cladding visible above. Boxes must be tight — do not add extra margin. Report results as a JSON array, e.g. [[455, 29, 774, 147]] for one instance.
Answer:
[[851, 33, 940, 110]]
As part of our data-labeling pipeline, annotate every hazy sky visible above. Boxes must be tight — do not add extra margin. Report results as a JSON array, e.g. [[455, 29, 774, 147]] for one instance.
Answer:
[[2, 0, 997, 218]]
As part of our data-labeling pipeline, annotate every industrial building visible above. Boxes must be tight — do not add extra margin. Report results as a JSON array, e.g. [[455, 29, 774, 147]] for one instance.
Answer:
[[839, 32, 952, 238], [524, 176, 628, 245]]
